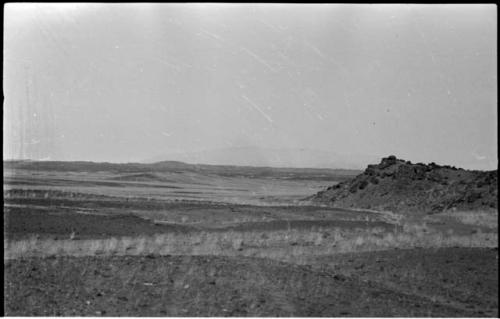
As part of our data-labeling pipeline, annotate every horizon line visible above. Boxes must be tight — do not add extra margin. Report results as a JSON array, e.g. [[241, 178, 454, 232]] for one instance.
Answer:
[[3, 157, 498, 172]]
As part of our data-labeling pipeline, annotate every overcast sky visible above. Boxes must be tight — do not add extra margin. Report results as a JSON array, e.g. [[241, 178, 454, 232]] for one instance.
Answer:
[[3, 4, 497, 169]]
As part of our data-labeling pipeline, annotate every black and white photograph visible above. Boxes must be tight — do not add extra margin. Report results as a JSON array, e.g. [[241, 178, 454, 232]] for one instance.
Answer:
[[3, 3, 498, 317]]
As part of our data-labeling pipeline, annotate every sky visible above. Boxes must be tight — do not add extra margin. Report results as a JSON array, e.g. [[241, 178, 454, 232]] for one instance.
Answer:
[[3, 4, 497, 170]]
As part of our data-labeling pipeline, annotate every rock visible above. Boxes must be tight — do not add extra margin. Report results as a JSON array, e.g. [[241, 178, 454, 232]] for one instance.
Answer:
[[308, 155, 498, 213]]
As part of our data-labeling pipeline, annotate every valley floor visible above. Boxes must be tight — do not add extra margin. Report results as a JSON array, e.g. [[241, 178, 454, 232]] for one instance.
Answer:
[[3, 166, 498, 317]]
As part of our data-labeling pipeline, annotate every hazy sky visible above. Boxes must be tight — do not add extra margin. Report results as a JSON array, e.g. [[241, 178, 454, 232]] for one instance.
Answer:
[[3, 4, 497, 169]]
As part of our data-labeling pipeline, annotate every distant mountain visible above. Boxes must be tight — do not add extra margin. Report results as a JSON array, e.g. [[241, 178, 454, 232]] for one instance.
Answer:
[[143, 147, 379, 170], [308, 155, 498, 213]]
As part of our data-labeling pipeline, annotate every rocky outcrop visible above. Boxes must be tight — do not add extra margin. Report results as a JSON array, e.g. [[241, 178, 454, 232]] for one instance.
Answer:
[[308, 156, 498, 213]]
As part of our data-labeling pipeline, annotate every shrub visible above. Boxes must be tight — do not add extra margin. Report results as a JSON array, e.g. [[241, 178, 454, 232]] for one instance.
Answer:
[[349, 184, 358, 193], [358, 180, 369, 190]]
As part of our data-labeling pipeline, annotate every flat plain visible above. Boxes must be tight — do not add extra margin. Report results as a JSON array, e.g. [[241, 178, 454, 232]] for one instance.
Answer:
[[3, 161, 498, 317]]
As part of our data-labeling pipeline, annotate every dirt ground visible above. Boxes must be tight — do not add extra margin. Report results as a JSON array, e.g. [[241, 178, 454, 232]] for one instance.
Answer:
[[4, 250, 496, 317], [3, 165, 498, 317], [4, 192, 394, 241], [310, 247, 499, 317]]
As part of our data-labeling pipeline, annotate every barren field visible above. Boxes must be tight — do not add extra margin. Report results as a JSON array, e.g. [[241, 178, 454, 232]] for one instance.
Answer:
[[3, 161, 498, 317], [6, 251, 496, 317]]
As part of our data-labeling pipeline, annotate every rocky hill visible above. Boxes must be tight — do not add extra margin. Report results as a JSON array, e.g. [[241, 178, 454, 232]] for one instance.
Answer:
[[308, 156, 498, 213]]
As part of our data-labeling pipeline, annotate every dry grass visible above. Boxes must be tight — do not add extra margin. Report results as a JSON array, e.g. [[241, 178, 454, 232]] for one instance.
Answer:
[[5, 222, 497, 261], [439, 210, 498, 228]]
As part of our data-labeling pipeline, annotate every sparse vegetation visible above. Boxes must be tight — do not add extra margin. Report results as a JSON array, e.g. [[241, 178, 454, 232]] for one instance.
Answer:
[[3, 159, 498, 316], [426, 210, 498, 228], [5, 223, 497, 261]]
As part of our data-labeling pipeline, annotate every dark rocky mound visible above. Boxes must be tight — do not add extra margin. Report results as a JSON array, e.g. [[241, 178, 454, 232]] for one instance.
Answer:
[[309, 156, 498, 213]]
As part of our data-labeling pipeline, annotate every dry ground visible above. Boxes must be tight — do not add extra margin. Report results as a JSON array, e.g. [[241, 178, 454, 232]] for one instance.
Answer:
[[5, 250, 497, 317], [3, 164, 498, 317]]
